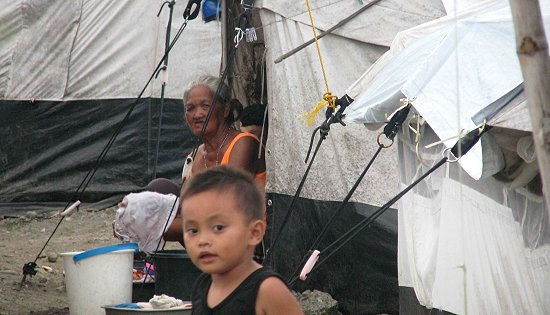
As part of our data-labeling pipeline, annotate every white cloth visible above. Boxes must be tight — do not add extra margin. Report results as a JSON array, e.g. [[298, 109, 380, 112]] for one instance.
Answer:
[[114, 191, 179, 253], [149, 294, 185, 309]]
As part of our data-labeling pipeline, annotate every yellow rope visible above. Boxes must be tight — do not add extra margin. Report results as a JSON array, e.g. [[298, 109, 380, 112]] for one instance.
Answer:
[[305, 0, 330, 92], [300, 0, 338, 125]]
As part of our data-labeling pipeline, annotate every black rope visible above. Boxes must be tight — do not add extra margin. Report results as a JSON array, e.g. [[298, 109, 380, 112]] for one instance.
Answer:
[[187, 12, 250, 162], [285, 103, 411, 282], [287, 124, 489, 287], [22, 8, 196, 284], [265, 122, 329, 264], [73, 8, 194, 203], [141, 6, 255, 285], [289, 156, 448, 287], [266, 95, 354, 264], [286, 145, 383, 283]]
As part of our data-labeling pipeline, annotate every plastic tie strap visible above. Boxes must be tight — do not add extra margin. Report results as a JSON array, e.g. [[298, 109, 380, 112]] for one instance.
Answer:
[[299, 250, 320, 281], [60, 200, 81, 216]]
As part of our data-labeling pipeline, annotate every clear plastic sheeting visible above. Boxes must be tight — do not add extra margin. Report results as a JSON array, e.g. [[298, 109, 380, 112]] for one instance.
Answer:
[[397, 125, 549, 314], [0, 0, 221, 101], [343, 0, 550, 180]]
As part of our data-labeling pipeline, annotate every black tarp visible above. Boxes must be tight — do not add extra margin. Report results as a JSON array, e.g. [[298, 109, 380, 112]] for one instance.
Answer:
[[1, 99, 399, 315], [0, 98, 199, 216], [266, 193, 398, 315]]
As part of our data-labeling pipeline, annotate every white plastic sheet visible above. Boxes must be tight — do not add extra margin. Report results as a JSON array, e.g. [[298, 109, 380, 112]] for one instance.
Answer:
[[400, 178, 548, 314], [343, 0, 550, 180], [0, 0, 221, 101], [397, 125, 549, 314]]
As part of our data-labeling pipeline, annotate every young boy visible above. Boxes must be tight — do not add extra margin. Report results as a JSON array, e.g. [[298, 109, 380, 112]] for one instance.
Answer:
[[180, 165, 303, 315]]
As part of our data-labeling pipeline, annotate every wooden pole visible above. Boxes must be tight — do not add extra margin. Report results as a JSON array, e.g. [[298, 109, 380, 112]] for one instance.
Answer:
[[509, 0, 550, 231]]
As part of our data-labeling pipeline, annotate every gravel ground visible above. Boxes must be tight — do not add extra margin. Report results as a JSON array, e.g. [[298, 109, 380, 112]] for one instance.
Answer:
[[0, 208, 129, 314]]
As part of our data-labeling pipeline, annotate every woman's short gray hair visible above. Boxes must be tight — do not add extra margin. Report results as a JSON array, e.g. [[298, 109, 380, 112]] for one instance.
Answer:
[[182, 75, 230, 106]]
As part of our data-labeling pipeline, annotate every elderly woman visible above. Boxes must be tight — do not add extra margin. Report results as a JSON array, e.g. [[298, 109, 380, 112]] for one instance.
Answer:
[[114, 75, 266, 249], [183, 75, 266, 182], [158, 75, 266, 242]]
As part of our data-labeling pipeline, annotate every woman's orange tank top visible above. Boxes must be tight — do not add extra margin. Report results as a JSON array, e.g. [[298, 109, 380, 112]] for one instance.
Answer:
[[185, 132, 266, 189], [221, 132, 266, 189]]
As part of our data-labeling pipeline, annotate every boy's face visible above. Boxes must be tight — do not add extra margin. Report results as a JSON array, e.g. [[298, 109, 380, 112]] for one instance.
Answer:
[[181, 188, 264, 275]]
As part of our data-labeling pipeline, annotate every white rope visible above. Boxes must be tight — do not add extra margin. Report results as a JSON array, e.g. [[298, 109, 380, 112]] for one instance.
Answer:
[[258, 47, 268, 159], [234, 27, 245, 48]]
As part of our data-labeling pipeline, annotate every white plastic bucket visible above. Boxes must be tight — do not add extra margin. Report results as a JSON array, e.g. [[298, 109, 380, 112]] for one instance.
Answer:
[[61, 243, 137, 315]]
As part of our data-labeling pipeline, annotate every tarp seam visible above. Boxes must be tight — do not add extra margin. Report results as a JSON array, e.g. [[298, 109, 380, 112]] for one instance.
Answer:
[[62, 0, 84, 99]]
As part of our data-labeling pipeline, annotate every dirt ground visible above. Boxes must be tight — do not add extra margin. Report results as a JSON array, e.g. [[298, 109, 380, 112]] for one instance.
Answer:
[[0, 208, 343, 315], [0, 207, 178, 315]]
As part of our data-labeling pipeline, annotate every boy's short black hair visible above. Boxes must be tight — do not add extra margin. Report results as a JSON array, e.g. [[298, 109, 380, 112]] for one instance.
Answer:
[[180, 165, 264, 220]]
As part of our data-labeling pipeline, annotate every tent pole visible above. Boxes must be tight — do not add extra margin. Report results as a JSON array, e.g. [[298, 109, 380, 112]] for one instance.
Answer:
[[221, 0, 227, 70], [509, 0, 550, 231], [152, 0, 176, 180]]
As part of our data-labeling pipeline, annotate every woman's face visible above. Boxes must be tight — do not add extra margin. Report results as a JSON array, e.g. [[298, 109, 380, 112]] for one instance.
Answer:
[[185, 85, 228, 137]]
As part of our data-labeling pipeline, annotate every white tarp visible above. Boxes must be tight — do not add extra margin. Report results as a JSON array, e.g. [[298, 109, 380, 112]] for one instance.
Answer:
[[343, 0, 550, 180], [0, 0, 221, 101], [259, 0, 445, 47], [399, 177, 549, 314], [258, 0, 445, 203], [397, 125, 550, 314], [339, 1, 550, 313]]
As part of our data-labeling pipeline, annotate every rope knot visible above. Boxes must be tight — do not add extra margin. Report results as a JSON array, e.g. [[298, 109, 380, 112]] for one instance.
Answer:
[[300, 92, 339, 126], [323, 92, 337, 110]]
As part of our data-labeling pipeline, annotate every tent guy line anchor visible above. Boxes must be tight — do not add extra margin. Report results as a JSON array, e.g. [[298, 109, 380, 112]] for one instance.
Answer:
[[20, 200, 80, 287], [290, 123, 489, 286], [266, 0, 352, 263]]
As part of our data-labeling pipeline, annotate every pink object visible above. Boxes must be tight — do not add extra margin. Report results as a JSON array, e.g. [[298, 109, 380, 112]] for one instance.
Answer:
[[145, 262, 155, 271], [299, 250, 320, 281]]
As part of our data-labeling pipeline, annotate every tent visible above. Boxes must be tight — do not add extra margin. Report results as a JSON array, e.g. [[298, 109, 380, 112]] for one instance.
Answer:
[[0, 0, 452, 313], [252, 0, 447, 313], [343, 0, 550, 313], [2, 0, 509, 313], [0, 1, 221, 215]]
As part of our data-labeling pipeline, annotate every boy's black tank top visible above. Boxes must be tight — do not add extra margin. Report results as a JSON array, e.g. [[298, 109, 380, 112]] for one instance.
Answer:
[[191, 267, 284, 315]]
